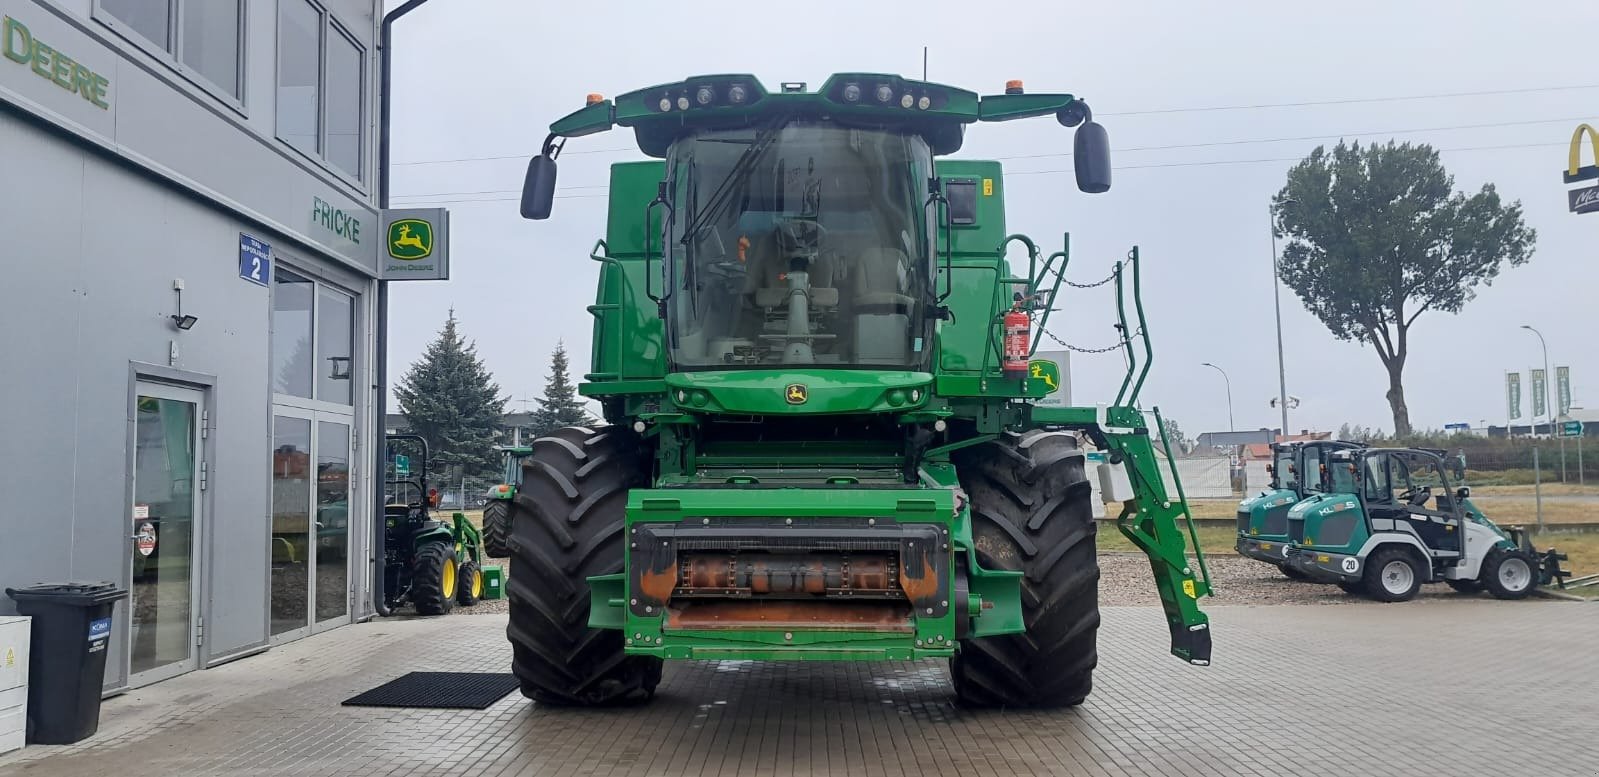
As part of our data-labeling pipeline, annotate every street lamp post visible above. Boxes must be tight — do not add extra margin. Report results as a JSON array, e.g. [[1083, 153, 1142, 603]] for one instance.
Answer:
[[1269, 204, 1290, 440], [1520, 325, 1564, 481], [1201, 362, 1235, 432]]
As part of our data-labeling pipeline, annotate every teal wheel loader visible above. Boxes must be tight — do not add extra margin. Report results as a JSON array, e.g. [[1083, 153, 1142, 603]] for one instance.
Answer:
[[1284, 447, 1568, 602], [505, 73, 1212, 708], [1236, 440, 1361, 578]]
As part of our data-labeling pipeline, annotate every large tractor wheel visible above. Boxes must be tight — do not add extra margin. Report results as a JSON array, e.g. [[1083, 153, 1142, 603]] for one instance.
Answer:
[[506, 426, 662, 706], [411, 542, 458, 615], [482, 500, 511, 558], [1361, 546, 1422, 603], [1480, 548, 1536, 600], [949, 430, 1098, 708]]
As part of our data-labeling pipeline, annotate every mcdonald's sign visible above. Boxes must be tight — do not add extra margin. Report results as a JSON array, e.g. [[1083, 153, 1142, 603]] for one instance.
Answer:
[[1564, 123, 1599, 183]]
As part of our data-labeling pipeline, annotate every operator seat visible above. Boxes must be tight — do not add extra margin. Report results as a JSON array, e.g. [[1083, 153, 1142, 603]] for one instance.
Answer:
[[741, 230, 840, 310], [847, 246, 914, 364]]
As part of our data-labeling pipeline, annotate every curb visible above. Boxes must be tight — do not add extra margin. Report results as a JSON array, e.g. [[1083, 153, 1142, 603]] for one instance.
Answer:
[[1533, 587, 1591, 602]]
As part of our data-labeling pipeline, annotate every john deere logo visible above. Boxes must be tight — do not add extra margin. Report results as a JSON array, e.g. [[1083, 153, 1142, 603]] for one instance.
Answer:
[[1028, 360, 1061, 393], [784, 384, 808, 405], [388, 219, 433, 260]]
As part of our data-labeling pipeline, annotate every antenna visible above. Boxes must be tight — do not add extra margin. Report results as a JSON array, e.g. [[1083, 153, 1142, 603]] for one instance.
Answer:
[[922, 46, 928, 80]]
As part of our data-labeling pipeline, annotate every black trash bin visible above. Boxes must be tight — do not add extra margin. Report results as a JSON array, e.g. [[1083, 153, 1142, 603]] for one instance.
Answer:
[[4, 582, 126, 745]]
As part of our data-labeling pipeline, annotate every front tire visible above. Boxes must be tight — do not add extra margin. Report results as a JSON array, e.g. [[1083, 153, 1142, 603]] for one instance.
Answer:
[[1362, 547, 1422, 603], [506, 426, 662, 706], [1480, 548, 1536, 600], [411, 543, 458, 615], [949, 430, 1098, 709], [482, 501, 511, 558], [457, 561, 483, 606]]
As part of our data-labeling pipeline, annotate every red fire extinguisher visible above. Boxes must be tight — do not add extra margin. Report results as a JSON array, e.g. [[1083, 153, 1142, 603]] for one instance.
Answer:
[[1002, 304, 1030, 380]]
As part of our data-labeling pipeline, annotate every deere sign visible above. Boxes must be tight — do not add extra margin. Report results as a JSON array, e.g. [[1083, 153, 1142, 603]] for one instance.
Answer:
[[379, 208, 450, 280], [1029, 349, 1072, 407]]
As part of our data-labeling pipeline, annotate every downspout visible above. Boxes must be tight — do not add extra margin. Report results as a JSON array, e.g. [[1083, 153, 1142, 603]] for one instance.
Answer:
[[373, 0, 435, 617]]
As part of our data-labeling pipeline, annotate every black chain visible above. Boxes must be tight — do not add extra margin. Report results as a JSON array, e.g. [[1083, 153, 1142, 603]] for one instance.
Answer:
[[1040, 326, 1141, 354], [1060, 270, 1118, 289]]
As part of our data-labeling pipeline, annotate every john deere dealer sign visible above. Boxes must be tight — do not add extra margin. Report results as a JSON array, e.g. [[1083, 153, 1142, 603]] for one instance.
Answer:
[[379, 208, 450, 280]]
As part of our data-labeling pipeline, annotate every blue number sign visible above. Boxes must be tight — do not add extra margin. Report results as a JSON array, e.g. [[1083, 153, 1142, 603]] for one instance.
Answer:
[[239, 233, 272, 287]]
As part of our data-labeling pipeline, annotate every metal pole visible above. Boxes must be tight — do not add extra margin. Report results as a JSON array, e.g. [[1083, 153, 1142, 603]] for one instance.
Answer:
[[1201, 362, 1234, 431], [1534, 445, 1543, 531], [371, 0, 436, 619], [1269, 206, 1289, 438]]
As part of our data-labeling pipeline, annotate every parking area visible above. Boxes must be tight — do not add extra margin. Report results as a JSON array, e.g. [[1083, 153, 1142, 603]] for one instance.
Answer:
[[2, 599, 1594, 777]]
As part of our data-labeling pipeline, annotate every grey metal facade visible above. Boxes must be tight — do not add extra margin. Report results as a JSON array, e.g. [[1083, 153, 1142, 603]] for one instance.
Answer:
[[0, 0, 385, 691]]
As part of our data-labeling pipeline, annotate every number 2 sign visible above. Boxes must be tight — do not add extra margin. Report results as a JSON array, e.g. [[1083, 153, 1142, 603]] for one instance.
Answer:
[[239, 233, 272, 287]]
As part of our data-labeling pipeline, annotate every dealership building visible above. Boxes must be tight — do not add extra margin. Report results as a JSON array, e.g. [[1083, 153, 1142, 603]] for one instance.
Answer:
[[0, 0, 442, 691]]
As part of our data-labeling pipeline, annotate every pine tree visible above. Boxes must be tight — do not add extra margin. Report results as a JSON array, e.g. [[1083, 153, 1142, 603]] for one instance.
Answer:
[[395, 311, 506, 478], [532, 342, 594, 436]]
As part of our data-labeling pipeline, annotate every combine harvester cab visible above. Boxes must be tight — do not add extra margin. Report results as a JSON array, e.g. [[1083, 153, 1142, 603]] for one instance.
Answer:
[[505, 74, 1212, 708], [1236, 441, 1361, 577], [1284, 447, 1568, 602]]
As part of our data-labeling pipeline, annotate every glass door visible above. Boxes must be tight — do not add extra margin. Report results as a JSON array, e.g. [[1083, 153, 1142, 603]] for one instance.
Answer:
[[313, 421, 352, 630], [128, 382, 204, 686], [271, 414, 313, 640]]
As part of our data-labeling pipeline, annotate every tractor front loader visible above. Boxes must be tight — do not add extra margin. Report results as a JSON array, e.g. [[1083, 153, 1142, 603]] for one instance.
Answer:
[[505, 74, 1211, 708]]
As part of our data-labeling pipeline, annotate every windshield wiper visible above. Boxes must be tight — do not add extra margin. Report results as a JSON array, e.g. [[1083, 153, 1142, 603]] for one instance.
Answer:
[[680, 118, 787, 246]]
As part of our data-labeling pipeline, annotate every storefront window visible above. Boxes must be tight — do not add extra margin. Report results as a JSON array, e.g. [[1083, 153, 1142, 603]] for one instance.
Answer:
[[270, 416, 312, 636], [272, 269, 314, 398], [276, 0, 321, 156], [317, 288, 354, 405]]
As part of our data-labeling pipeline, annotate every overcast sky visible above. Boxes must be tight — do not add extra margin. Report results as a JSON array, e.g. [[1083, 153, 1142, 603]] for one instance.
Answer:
[[384, 0, 1598, 437]]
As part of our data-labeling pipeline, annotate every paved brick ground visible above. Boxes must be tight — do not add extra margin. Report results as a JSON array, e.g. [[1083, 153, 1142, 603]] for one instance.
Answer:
[[2, 602, 1595, 777]]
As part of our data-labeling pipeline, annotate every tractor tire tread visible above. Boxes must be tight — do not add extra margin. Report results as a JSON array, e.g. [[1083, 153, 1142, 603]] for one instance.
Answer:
[[482, 501, 511, 558], [507, 425, 662, 707], [411, 542, 457, 616], [949, 430, 1098, 709]]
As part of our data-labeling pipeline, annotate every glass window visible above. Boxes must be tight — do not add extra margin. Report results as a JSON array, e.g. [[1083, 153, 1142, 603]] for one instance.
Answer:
[[272, 269, 314, 398], [667, 123, 935, 369], [271, 416, 312, 636], [181, 0, 240, 97], [276, 0, 321, 156], [102, 0, 172, 51], [325, 28, 364, 180], [315, 422, 350, 623], [130, 394, 196, 675], [316, 288, 354, 404]]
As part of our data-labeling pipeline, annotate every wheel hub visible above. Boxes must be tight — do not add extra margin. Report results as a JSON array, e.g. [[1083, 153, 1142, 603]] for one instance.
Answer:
[[1382, 560, 1414, 594], [1499, 557, 1531, 592]]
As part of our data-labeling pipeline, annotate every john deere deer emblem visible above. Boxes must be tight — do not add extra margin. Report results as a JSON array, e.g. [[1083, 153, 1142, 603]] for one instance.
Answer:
[[785, 383, 808, 405], [1028, 360, 1061, 393], [388, 219, 433, 260]]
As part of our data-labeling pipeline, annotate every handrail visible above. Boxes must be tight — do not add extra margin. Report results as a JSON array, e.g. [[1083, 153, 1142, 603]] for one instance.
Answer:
[[1153, 404, 1210, 591], [1112, 261, 1135, 405], [1127, 247, 1154, 404]]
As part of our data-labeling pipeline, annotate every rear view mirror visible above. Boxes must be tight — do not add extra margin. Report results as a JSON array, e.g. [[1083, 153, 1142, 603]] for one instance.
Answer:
[[1073, 121, 1111, 194], [1456, 486, 1470, 500], [520, 154, 558, 220]]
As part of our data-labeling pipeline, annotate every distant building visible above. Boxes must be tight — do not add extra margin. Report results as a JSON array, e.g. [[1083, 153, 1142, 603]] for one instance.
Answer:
[[387, 412, 542, 446]]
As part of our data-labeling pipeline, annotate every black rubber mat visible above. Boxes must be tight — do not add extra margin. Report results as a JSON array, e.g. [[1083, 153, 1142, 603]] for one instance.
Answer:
[[342, 672, 519, 709]]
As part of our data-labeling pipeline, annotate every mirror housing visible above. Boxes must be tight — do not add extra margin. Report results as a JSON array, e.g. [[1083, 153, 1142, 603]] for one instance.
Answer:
[[520, 154, 558, 220], [1073, 120, 1111, 193], [1456, 486, 1471, 500]]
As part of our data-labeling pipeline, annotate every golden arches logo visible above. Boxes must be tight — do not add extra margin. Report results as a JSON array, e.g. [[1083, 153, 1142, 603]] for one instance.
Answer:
[[1565, 123, 1599, 182]]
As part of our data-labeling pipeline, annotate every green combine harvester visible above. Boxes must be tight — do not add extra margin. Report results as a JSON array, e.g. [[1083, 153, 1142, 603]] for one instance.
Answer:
[[1236, 440, 1361, 578], [506, 73, 1212, 707]]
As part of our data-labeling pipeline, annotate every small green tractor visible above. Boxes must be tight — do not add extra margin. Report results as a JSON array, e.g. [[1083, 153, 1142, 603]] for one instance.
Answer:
[[480, 444, 533, 558], [1284, 446, 1568, 602], [1236, 440, 1361, 578], [507, 73, 1212, 708], [383, 434, 487, 614]]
